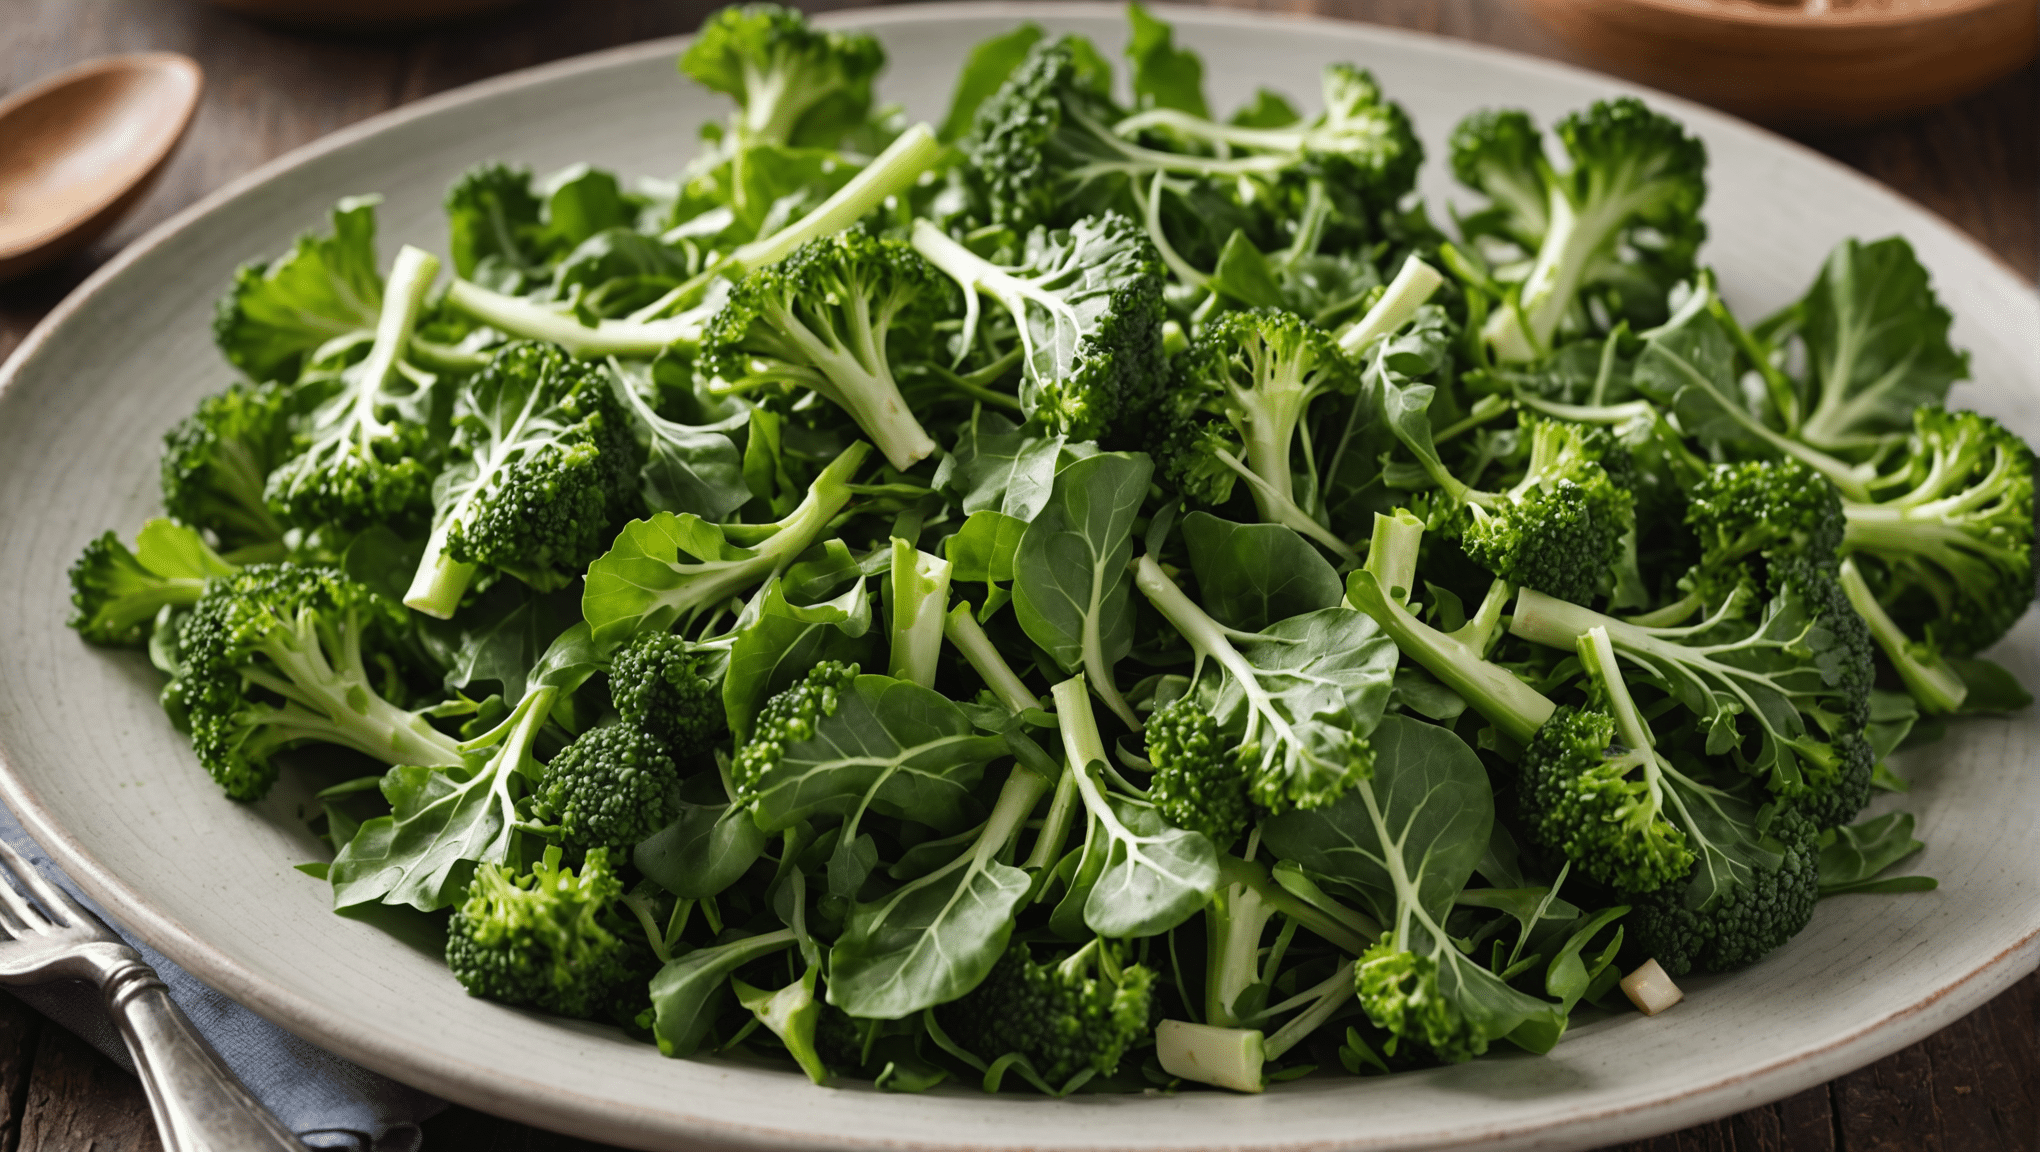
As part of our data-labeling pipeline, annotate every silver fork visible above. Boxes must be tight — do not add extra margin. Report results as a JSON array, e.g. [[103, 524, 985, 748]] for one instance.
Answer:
[[0, 837, 304, 1151]]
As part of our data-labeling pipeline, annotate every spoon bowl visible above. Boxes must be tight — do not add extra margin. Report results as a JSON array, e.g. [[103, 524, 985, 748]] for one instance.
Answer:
[[0, 53, 203, 282]]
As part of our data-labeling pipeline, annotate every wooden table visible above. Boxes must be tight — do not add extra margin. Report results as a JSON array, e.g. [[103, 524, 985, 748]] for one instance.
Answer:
[[0, 1, 2033, 1149]]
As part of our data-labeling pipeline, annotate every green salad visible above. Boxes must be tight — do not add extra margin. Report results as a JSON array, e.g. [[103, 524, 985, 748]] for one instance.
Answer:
[[68, 2, 2033, 1095]]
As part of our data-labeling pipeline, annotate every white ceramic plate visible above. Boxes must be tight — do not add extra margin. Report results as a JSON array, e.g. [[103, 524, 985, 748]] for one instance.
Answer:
[[1, 6, 2035, 1150]]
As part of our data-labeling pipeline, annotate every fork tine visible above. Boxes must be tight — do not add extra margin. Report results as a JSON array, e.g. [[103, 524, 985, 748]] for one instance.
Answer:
[[0, 869, 45, 935], [0, 838, 69, 931]]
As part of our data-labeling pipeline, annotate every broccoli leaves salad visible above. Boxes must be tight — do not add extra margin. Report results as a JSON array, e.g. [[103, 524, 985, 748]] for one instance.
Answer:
[[68, 2, 2034, 1096]]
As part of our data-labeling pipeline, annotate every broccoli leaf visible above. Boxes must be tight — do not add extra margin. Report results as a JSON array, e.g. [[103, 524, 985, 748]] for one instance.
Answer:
[[1013, 452, 1153, 729], [213, 195, 384, 382], [635, 774, 771, 899], [648, 928, 797, 1058], [444, 586, 583, 705], [740, 674, 1007, 833], [1816, 811, 1934, 896], [609, 364, 749, 522], [1125, 1, 1208, 117], [933, 412, 1090, 519], [1949, 657, 2036, 715], [945, 511, 1027, 585], [1792, 237, 1969, 451], [1181, 512, 1343, 631]]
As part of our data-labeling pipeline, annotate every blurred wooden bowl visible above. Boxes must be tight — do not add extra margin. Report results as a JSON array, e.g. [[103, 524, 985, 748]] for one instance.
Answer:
[[205, 0, 526, 31], [1521, 0, 2038, 126]]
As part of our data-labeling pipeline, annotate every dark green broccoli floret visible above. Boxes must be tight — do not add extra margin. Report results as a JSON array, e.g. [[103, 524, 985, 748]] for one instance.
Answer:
[[730, 661, 859, 803], [535, 723, 680, 855], [1681, 457, 1845, 606], [404, 341, 644, 619], [67, 521, 234, 647], [702, 231, 956, 472], [1460, 416, 1635, 606], [1519, 705, 1693, 894], [442, 163, 557, 288], [908, 213, 1165, 440], [1454, 97, 1707, 361], [1627, 801, 1819, 976], [1840, 406, 2034, 658], [1145, 692, 1249, 846], [680, 4, 886, 149], [1157, 308, 1360, 557], [445, 845, 631, 1018], [165, 563, 463, 800], [938, 941, 1154, 1089], [159, 381, 299, 550], [609, 630, 724, 759]]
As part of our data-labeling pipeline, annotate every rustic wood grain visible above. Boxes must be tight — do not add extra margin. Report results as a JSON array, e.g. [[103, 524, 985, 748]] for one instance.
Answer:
[[0, 1, 2034, 1149], [15, 1026, 160, 1152]]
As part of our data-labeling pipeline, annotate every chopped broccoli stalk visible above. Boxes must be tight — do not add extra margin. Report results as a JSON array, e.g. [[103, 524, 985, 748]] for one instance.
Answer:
[[943, 602, 1043, 714], [159, 381, 296, 549], [887, 538, 953, 689], [1158, 308, 1361, 561], [937, 939, 1155, 1091], [681, 4, 885, 148], [1837, 407, 2034, 658], [1463, 98, 1706, 361], [1134, 555, 1376, 811], [166, 563, 464, 800], [703, 231, 952, 471], [263, 244, 443, 536], [534, 722, 681, 855], [1838, 557, 1967, 715], [445, 845, 630, 1019], [1155, 1019, 1265, 1093], [908, 213, 1165, 440], [67, 520, 236, 647], [609, 629, 724, 758], [405, 341, 644, 618], [1203, 877, 1276, 1027], [1336, 254, 1445, 355], [1345, 513, 1555, 746]]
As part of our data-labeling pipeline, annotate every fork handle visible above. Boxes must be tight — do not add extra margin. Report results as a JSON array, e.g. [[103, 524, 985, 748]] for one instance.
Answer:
[[102, 962, 306, 1152]]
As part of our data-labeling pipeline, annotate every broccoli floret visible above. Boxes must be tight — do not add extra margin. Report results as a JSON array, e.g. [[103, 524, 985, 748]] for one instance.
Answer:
[[1627, 800, 1819, 976], [609, 630, 723, 759], [1157, 308, 1361, 560], [1839, 406, 2034, 658], [445, 845, 631, 1018], [158, 381, 298, 550], [937, 940, 1155, 1090], [730, 660, 859, 802], [1448, 108, 1548, 251], [534, 723, 681, 855], [702, 231, 956, 472], [1460, 416, 1635, 605], [67, 521, 235, 647], [403, 341, 644, 619], [1455, 98, 1707, 361], [966, 39, 1419, 244], [443, 162, 558, 288], [681, 4, 886, 149], [262, 246, 444, 537], [1145, 692, 1249, 846], [908, 213, 1165, 440], [165, 563, 463, 800], [1679, 457, 1846, 607], [1520, 705, 1693, 894], [212, 196, 384, 383]]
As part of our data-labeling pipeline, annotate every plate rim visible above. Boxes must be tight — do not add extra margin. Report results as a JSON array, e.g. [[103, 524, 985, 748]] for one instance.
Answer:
[[1, 5, 2035, 1150]]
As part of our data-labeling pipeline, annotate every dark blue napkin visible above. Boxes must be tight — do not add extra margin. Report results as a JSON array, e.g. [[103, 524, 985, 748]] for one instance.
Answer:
[[0, 802, 445, 1151]]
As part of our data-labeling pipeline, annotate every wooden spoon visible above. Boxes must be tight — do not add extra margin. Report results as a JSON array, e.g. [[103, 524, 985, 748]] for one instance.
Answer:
[[0, 54, 203, 282]]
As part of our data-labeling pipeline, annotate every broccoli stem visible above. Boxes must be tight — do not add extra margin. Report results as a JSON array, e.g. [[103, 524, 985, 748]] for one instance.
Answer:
[[1336, 255, 1444, 355], [1207, 447, 1358, 564], [1204, 880, 1277, 1028], [1347, 567, 1553, 746], [1484, 173, 1645, 362], [1216, 856, 1378, 956], [404, 520, 476, 620], [443, 279, 708, 358], [1259, 959, 1358, 1060], [944, 603, 1042, 713], [1155, 1019, 1266, 1094], [731, 124, 942, 271], [888, 540, 954, 689], [753, 295, 936, 472], [357, 245, 438, 405], [1837, 557, 1968, 714], [1365, 508, 1424, 608], [249, 607, 465, 768], [1841, 507, 2024, 576], [1048, 675, 1174, 884]]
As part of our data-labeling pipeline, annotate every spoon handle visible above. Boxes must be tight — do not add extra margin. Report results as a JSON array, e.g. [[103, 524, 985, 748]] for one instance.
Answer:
[[103, 961, 307, 1152]]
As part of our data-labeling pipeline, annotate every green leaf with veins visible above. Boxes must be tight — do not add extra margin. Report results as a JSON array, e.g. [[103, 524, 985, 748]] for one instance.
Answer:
[[724, 571, 875, 742], [1125, 1, 1208, 117], [738, 674, 1005, 834], [1817, 811, 1934, 896], [635, 774, 770, 899], [1180, 512, 1342, 631], [1791, 237, 1968, 451], [933, 412, 1087, 519]]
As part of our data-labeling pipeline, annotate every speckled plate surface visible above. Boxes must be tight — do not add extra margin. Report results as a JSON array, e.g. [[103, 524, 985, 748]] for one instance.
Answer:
[[0, 6, 2035, 1150]]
